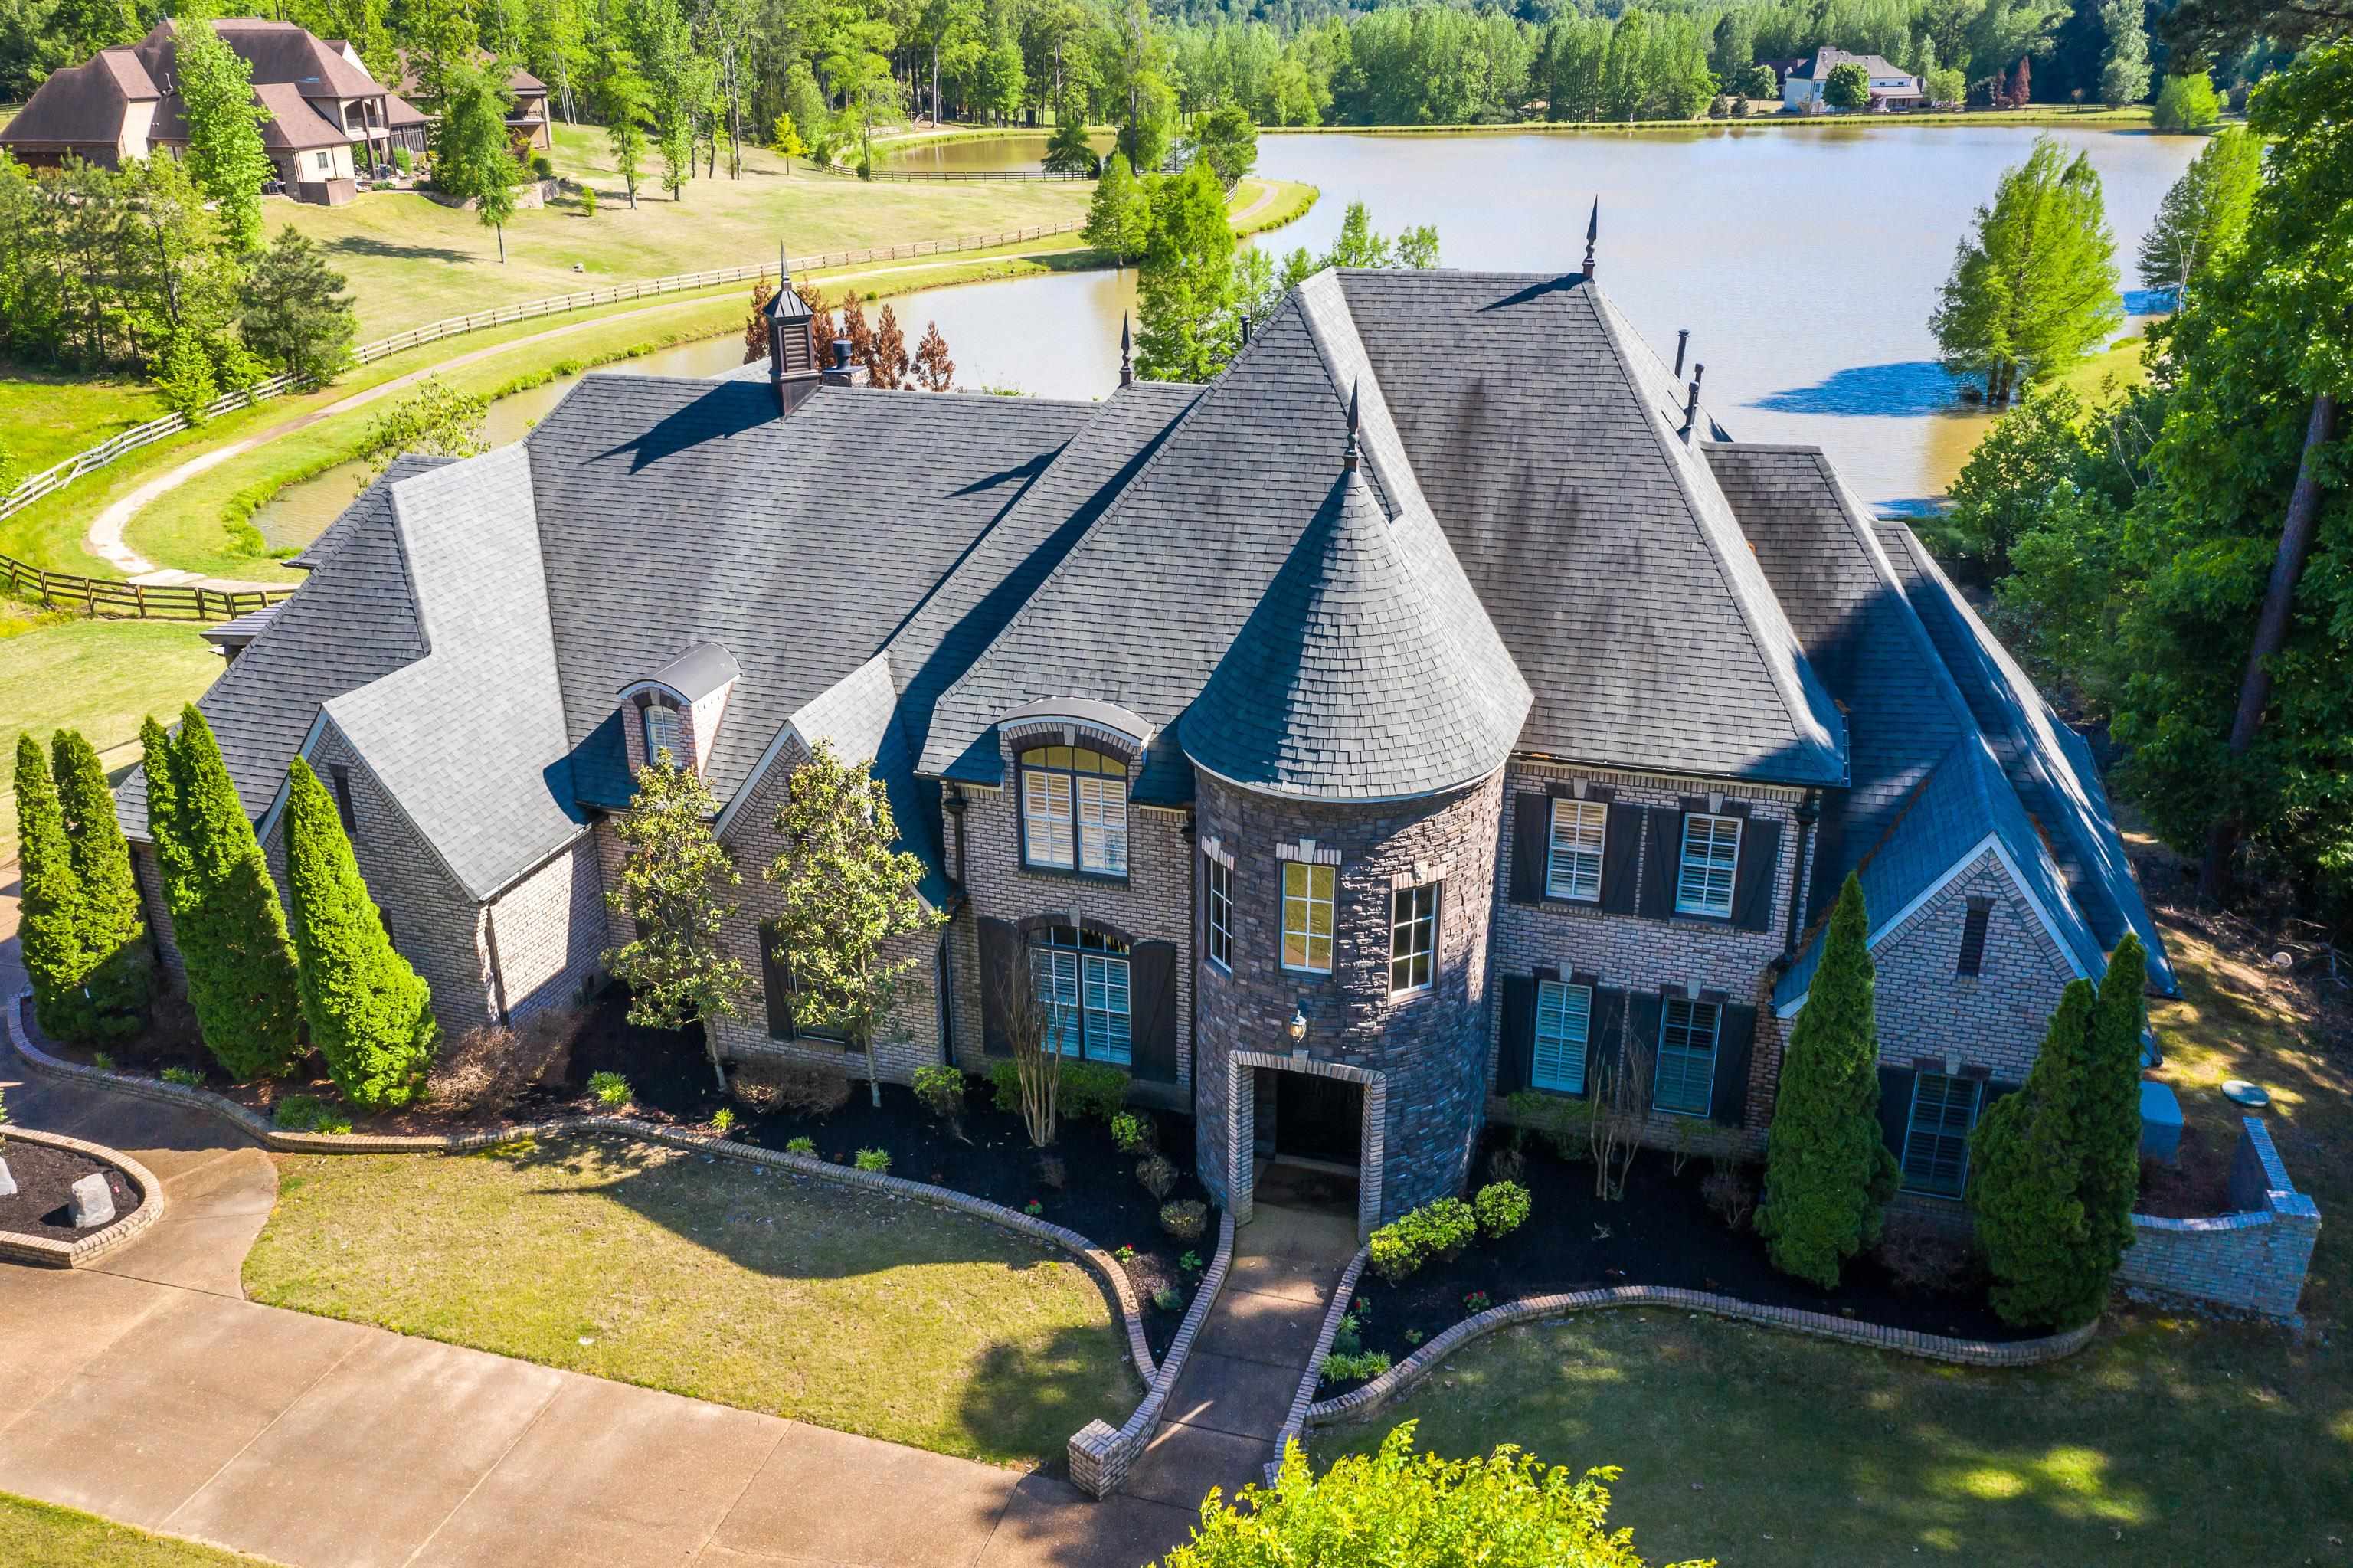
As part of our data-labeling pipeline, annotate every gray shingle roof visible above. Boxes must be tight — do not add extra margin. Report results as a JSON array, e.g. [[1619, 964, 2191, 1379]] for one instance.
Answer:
[[634, 640, 741, 704], [1180, 460, 1530, 800], [323, 445, 584, 899]]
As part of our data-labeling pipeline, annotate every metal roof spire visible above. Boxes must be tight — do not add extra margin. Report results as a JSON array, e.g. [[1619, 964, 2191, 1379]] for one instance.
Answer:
[[1344, 378, 1361, 471], [1583, 198, 1599, 280], [1119, 314, 1133, 387]]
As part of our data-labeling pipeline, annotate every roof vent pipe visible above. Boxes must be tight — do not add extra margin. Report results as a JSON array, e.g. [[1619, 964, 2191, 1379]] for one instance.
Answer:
[[1674, 329, 1689, 379], [832, 338, 853, 371], [1680, 364, 1706, 440]]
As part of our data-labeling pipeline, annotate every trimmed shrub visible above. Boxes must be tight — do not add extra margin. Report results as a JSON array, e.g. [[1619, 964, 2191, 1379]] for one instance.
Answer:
[[1159, 1198, 1208, 1241], [588, 1070, 632, 1108], [911, 1064, 966, 1127], [285, 759, 437, 1111], [274, 1094, 352, 1134], [1136, 1152, 1177, 1199], [987, 1056, 1131, 1121], [1473, 1180, 1530, 1239], [1367, 1198, 1478, 1283], [52, 729, 152, 1039], [1702, 1160, 1756, 1230], [15, 733, 91, 1043], [1110, 1110, 1157, 1153], [1971, 981, 2100, 1326], [854, 1147, 891, 1173]]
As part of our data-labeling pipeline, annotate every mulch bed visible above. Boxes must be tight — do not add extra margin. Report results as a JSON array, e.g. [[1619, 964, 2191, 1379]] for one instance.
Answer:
[[1324, 1130, 2037, 1395], [0, 1138, 142, 1239]]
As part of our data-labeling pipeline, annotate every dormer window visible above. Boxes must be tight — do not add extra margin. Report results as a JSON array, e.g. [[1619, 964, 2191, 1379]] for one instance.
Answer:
[[1019, 745, 1127, 876], [643, 702, 682, 768]]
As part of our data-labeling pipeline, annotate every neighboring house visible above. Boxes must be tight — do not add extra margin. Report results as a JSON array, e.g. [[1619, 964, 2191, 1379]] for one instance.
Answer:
[[1782, 46, 1926, 110], [118, 254, 2173, 1241], [0, 18, 407, 201], [394, 54, 555, 154]]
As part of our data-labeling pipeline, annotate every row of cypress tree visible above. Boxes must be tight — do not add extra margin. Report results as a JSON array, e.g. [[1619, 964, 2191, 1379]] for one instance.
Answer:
[[1755, 871, 2148, 1327], [13, 705, 437, 1114]]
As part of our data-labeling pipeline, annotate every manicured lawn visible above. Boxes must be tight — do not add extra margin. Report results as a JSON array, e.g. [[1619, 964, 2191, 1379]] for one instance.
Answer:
[[1312, 914, 2352, 1567], [0, 1493, 278, 1567], [242, 1135, 1137, 1467], [0, 368, 161, 474]]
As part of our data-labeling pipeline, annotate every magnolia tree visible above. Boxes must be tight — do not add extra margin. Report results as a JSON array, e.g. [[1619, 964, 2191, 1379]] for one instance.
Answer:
[[765, 740, 944, 1105], [604, 755, 748, 1091]]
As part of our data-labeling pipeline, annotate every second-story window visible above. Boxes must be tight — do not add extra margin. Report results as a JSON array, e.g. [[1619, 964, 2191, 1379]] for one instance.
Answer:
[[1206, 856, 1232, 971], [1389, 882, 1439, 994], [1546, 799, 1607, 901], [643, 703, 682, 768], [1675, 813, 1742, 918], [1020, 745, 1127, 875], [1281, 861, 1335, 974]]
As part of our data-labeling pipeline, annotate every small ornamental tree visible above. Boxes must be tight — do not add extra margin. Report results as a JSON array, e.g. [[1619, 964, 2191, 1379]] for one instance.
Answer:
[[603, 755, 747, 1091], [1166, 1424, 1707, 1568], [1971, 980, 2101, 1326], [2152, 70, 2222, 130], [2080, 935, 2148, 1275], [53, 728, 152, 1038], [1757, 873, 1898, 1286], [284, 759, 437, 1109], [167, 705, 304, 1081], [869, 304, 908, 389], [838, 293, 876, 373], [437, 62, 521, 262], [1825, 60, 1873, 110], [912, 321, 954, 391], [745, 277, 774, 364], [765, 739, 946, 1106], [16, 733, 92, 1042]]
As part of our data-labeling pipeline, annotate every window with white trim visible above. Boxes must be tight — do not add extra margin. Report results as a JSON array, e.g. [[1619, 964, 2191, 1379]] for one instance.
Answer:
[[1389, 882, 1439, 994], [1653, 997, 1720, 1116], [1029, 926, 1130, 1065], [643, 703, 682, 768], [1546, 799, 1606, 901], [1019, 745, 1127, 875], [1206, 856, 1232, 971], [1675, 813, 1741, 918], [1281, 861, 1335, 974], [1901, 1072, 1983, 1197], [1533, 980, 1591, 1093]]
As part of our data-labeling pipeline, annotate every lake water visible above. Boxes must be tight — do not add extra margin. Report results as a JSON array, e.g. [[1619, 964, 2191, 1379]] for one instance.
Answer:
[[260, 123, 2200, 545]]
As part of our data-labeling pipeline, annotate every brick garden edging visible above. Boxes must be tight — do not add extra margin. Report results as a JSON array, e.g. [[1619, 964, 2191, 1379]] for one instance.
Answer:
[[1265, 1242, 1373, 1485], [1297, 1283, 2102, 1441], [0, 1126, 166, 1269], [1069, 1208, 1237, 1500], [7, 987, 1156, 1390]]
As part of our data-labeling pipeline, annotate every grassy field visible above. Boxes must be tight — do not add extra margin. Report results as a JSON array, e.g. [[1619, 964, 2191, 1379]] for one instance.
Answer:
[[1313, 912, 2351, 1567], [242, 1135, 1137, 1468], [0, 1494, 277, 1568], [0, 368, 162, 474]]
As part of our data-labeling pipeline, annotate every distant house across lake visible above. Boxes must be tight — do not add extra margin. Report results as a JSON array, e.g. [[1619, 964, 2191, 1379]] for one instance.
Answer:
[[1778, 47, 1928, 111]]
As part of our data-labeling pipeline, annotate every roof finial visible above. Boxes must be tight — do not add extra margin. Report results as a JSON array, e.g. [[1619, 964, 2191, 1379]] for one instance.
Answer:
[[1681, 363, 1707, 441], [777, 241, 788, 284], [1583, 198, 1599, 280], [1119, 313, 1133, 388], [1343, 378, 1360, 472]]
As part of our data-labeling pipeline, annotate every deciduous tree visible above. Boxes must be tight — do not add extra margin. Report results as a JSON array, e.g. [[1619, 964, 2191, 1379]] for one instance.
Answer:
[[1082, 151, 1151, 263], [355, 375, 488, 483], [1825, 59, 1873, 108], [1931, 136, 2122, 404], [1134, 158, 1235, 383], [176, 18, 275, 252], [437, 61, 521, 260], [2096, 0, 2151, 106], [595, 41, 651, 208], [2136, 125, 2260, 300], [604, 754, 746, 1091], [2151, 69, 2222, 129]]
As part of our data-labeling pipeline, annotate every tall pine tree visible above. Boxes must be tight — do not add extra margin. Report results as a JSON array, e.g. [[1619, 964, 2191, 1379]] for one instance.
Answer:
[[285, 759, 437, 1110], [52, 729, 151, 1038], [167, 705, 304, 1081], [15, 734, 92, 1042], [1756, 874, 1899, 1287], [1971, 980, 2102, 1327]]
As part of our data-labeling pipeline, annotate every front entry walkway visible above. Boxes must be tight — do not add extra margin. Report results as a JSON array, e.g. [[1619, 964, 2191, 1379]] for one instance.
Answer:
[[1116, 1180, 1357, 1510]]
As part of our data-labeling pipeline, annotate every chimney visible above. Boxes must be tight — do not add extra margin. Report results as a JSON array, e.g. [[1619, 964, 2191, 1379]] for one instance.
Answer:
[[1674, 329, 1689, 379], [1118, 314, 1134, 388], [1681, 364, 1706, 440], [822, 337, 866, 388]]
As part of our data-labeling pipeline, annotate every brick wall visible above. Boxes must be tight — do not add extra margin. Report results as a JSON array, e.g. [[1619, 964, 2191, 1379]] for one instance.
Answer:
[[485, 834, 608, 1023], [2117, 1117, 2320, 1320], [129, 843, 185, 990], [1861, 847, 2078, 1082]]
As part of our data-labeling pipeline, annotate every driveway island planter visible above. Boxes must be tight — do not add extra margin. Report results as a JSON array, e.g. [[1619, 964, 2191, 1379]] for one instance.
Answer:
[[0, 1126, 162, 1268]]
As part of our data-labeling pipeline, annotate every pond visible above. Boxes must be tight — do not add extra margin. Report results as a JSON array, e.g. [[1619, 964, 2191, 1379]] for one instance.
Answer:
[[877, 129, 1115, 172]]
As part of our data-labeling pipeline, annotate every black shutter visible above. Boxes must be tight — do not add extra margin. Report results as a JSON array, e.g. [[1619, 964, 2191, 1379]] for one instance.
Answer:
[[1509, 794, 1551, 903], [1733, 820, 1783, 932], [1586, 987, 1626, 1101], [1599, 804, 1643, 913], [1128, 939, 1179, 1083], [760, 919, 794, 1039], [978, 917, 1023, 1056], [1624, 990, 1663, 1102], [1877, 1066, 1916, 1164], [1496, 974, 1535, 1095], [1710, 1004, 1758, 1125], [1638, 809, 1683, 918]]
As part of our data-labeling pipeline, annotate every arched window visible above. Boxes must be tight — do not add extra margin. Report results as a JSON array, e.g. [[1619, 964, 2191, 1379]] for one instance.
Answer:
[[1029, 925, 1131, 1065], [1019, 745, 1127, 875], [643, 702, 682, 768]]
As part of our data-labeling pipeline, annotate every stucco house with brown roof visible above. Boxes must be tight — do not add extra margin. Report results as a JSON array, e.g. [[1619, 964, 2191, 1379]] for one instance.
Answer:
[[0, 18, 411, 201]]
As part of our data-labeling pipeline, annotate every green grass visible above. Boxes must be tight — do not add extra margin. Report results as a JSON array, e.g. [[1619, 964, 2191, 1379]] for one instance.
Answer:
[[1313, 918, 2352, 1568], [242, 1135, 1137, 1467], [0, 1493, 280, 1567], [0, 368, 162, 474], [1274, 105, 2160, 135], [1235, 178, 1320, 237]]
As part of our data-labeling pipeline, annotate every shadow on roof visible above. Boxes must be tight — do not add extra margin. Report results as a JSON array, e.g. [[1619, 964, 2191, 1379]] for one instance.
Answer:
[[591, 378, 777, 473]]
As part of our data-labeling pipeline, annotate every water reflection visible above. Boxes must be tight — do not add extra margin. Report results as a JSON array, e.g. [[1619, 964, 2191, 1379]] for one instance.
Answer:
[[879, 131, 1115, 173]]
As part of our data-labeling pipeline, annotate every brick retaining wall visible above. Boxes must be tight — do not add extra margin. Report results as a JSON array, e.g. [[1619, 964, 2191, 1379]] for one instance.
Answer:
[[2116, 1117, 2318, 1320], [0, 1127, 165, 1268], [1068, 1209, 1237, 1498]]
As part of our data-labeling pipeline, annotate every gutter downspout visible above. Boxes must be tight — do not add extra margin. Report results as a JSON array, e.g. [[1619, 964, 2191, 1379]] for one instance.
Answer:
[[1784, 789, 1821, 963]]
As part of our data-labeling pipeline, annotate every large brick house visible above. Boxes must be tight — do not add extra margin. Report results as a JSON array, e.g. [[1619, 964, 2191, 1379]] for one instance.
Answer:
[[121, 256, 2174, 1239]]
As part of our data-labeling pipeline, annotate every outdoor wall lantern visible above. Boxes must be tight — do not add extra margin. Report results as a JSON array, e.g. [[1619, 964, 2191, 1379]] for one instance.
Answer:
[[1288, 1006, 1309, 1053]]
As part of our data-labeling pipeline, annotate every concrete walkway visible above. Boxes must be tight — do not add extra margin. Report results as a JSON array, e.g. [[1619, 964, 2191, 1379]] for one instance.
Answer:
[[1118, 1172, 1357, 1508], [0, 883, 1199, 1567]]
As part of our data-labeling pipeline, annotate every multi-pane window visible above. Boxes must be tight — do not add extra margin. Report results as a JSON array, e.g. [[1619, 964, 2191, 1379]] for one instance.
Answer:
[[1653, 997, 1720, 1116], [1019, 745, 1127, 875], [1029, 926, 1131, 1065], [1206, 857, 1232, 971], [1533, 980, 1592, 1094], [1901, 1072, 1983, 1197], [1281, 861, 1336, 974], [1675, 813, 1742, 918], [643, 703, 682, 768], [1389, 882, 1440, 994], [1546, 800, 1607, 902]]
